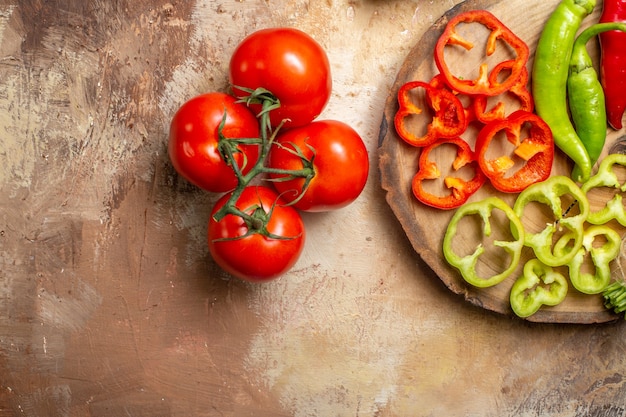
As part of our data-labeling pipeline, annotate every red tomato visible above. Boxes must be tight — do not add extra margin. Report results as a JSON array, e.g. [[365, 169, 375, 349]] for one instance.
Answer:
[[168, 92, 260, 193], [208, 186, 306, 282], [267, 120, 369, 212], [229, 28, 332, 129]]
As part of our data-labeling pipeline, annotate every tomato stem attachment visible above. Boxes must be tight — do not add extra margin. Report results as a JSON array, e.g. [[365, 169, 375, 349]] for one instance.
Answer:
[[212, 87, 316, 223], [235, 86, 282, 121], [211, 198, 301, 242]]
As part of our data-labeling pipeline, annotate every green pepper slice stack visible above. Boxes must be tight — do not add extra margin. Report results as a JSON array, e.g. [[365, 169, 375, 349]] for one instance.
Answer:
[[513, 176, 590, 267], [555, 225, 622, 294]]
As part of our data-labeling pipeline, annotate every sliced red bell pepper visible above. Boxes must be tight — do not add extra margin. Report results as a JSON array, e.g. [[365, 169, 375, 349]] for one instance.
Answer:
[[429, 73, 476, 123], [394, 80, 467, 147], [412, 137, 487, 209], [475, 110, 554, 193], [473, 60, 534, 124], [434, 10, 530, 97]]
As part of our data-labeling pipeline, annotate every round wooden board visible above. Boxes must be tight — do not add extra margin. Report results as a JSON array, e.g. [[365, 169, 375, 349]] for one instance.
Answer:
[[378, 0, 626, 323]]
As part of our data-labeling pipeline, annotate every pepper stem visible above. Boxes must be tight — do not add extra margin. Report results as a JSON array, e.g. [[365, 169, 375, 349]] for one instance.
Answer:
[[570, 22, 626, 74]]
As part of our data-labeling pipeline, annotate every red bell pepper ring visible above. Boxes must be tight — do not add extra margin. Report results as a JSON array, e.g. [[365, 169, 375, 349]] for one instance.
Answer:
[[434, 10, 530, 97], [394, 80, 467, 147], [473, 60, 534, 124], [429, 73, 476, 123], [475, 110, 554, 193], [412, 137, 487, 209]]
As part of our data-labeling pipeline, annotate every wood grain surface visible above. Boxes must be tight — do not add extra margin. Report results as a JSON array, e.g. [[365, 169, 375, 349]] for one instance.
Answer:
[[1, 0, 626, 416], [379, 0, 626, 323]]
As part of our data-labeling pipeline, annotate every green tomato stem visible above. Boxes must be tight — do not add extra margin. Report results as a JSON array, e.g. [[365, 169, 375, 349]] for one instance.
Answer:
[[211, 90, 315, 223]]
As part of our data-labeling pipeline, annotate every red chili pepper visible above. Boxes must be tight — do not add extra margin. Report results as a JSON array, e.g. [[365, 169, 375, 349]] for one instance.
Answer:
[[473, 60, 534, 124], [412, 137, 487, 209], [394, 81, 467, 147], [475, 110, 554, 193], [599, 0, 626, 129], [434, 10, 530, 97]]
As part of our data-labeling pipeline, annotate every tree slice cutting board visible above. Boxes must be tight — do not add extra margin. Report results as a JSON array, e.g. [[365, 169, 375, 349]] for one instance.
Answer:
[[378, 0, 626, 323]]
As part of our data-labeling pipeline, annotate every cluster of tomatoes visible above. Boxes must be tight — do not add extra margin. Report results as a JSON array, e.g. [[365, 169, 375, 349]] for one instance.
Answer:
[[168, 28, 370, 282]]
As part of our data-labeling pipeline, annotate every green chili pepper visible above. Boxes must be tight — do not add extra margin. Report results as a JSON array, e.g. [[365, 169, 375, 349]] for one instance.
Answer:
[[443, 197, 525, 288], [509, 258, 569, 318], [581, 153, 626, 226], [555, 225, 621, 294], [532, 0, 596, 182], [569, 23, 626, 180], [513, 176, 590, 267]]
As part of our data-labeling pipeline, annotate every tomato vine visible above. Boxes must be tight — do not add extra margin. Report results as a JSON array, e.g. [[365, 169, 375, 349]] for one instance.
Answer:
[[211, 87, 316, 224]]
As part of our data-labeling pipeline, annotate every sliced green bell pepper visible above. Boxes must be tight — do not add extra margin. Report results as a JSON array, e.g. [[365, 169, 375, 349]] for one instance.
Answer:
[[581, 153, 626, 226], [509, 258, 568, 318], [555, 225, 621, 294], [513, 175, 589, 267], [443, 196, 525, 288]]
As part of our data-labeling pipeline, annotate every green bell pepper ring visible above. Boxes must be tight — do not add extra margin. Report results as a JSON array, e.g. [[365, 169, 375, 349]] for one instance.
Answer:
[[509, 258, 569, 318], [555, 225, 621, 294], [581, 153, 626, 226], [443, 196, 525, 288], [513, 176, 590, 267]]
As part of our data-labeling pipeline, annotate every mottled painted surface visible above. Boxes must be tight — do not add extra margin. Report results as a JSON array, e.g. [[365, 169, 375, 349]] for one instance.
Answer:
[[0, 0, 625, 416]]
